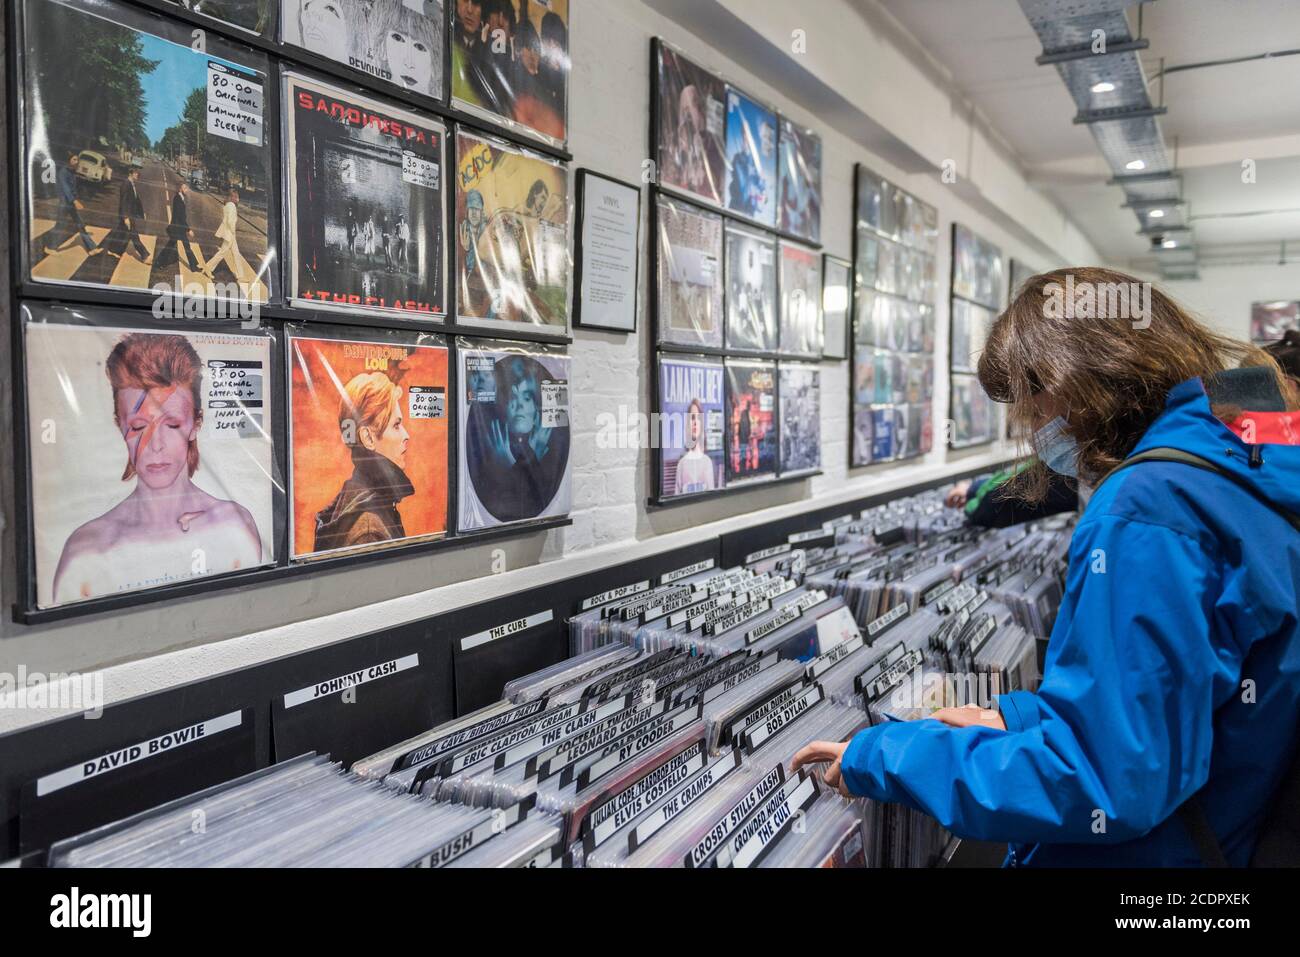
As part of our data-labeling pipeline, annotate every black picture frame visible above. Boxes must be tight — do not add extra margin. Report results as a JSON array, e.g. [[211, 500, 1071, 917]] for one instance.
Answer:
[[572, 168, 642, 334], [821, 254, 851, 361]]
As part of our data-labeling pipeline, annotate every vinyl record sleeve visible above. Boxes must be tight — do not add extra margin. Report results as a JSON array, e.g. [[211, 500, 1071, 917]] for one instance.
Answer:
[[870, 406, 895, 461], [458, 339, 571, 531], [778, 119, 821, 244], [723, 88, 778, 228], [655, 195, 724, 349], [658, 356, 725, 500], [778, 363, 821, 476], [21, 0, 274, 304], [855, 166, 895, 240], [725, 359, 777, 485], [450, 0, 569, 149], [281, 0, 445, 100], [779, 241, 823, 359], [953, 223, 1004, 310], [455, 130, 572, 333], [655, 41, 727, 209], [22, 303, 277, 610], [851, 407, 874, 468], [288, 329, 448, 561], [725, 224, 777, 353], [950, 373, 993, 448], [284, 72, 447, 320], [167, 0, 276, 37], [1252, 301, 1299, 344], [951, 298, 993, 373]]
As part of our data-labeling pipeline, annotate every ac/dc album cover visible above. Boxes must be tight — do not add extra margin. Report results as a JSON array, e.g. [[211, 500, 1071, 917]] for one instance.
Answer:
[[779, 119, 821, 244], [724, 88, 778, 227], [658, 355, 725, 499], [779, 363, 820, 476], [656, 195, 724, 349], [23, 304, 276, 610], [458, 341, 571, 531], [451, 0, 569, 147], [282, 0, 444, 100], [725, 359, 777, 484], [725, 223, 777, 352], [166, 0, 275, 37], [288, 331, 448, 561], [285, 72, 447, 320], [656, 41, 727, 209], [22, 0, 273, 303], [455, 130, 571, 331], [779, 241, 823, 358]]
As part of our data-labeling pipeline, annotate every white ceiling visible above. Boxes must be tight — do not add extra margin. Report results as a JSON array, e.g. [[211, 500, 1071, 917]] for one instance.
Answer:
[[875, 0, 1300, 267]]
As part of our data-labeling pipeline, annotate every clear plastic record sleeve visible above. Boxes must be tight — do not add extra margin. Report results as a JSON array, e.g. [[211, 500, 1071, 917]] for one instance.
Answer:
[[454, 129, 572, 333], [656, 195, 725, 349], [457, 338, 571, 533], [658, 355, 726, 499], [281, 0, 445, 101], [778, 241, 824, 358], [725, 359, 778, 485], [450, 0, 570, 150], [778, 118, 822, 245], [722, 87, 778, 228], [778, 362, 821, 476], [655, 40, 728, 209], [283, 71, 447, 320], [21, 0, 275, 305], [165, 1, 277, 39], [21, 303, 279, 611], [287, 327, 449, 561], [725, 223, 778, 352]]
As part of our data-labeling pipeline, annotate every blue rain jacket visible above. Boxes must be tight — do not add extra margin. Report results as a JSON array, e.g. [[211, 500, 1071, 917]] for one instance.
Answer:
[[839, 375, 1300, 866]]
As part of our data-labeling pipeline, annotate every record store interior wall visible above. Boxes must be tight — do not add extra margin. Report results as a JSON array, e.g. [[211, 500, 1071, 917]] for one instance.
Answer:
[[0, 0, 1102, 726]]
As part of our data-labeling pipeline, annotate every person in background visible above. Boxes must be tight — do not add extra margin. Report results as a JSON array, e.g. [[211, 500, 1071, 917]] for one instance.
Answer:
[[795, 267, 1300, 867], [945, 459, 1078, 528]]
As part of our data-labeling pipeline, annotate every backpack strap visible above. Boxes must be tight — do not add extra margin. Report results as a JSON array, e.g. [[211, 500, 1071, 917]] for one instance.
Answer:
[[1101, 446, 1300, 868], [1102, 447, 1300, 533]]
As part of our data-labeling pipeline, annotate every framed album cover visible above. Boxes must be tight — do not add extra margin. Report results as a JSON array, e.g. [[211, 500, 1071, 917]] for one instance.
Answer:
[[454, 130, 572, 336], [450, 0, 569, 149], [457, 339, 571, 532], [778, 239, 823, 359], [287, 327, 449, 562], [724, 222, 777, 353], [655, 193, 724, 350], [19, 0, 275, 305], [723, 87, 778, 228], [281, 0, 445, 101], [724, 358, 777, 485], [778, 362, 820, 477], [167, 0, 276, 38], [573, 170, 641, 333], [284, 71, 447, 321], [20, 302, 279, 612], [778, 118, 822, 245], [654, 39, 727, 209], [657, 354, 726, 500]]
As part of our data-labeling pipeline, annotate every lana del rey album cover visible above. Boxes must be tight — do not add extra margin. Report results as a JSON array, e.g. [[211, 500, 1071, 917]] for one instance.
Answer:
[[285, 71, 447, 320]]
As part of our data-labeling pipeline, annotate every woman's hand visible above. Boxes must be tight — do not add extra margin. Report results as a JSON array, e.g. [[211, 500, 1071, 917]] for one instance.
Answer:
[[791, 740, 853, 798], [931, 704, 1007, 731], [945, 480, 973, 509]]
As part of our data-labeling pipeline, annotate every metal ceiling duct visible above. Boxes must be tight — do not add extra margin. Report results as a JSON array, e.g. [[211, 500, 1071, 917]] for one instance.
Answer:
[[1018, 0, 1199, 279]]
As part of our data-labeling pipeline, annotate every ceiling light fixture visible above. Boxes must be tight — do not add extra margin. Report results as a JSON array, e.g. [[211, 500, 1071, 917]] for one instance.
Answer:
[[1149, 209, 1165, 218], [1091, 81, 1116, 93], [1163, 239, 1178, 249], [1126, 159, 1146, 171]]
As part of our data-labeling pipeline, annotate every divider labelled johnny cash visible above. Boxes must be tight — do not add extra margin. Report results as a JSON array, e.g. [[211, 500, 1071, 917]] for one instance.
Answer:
[[22, 303, 277, 611], [20, 0, 273, 305], [285, 72, 447, 320], [288, 329, 449, 561], [457, 339, 571, 532]]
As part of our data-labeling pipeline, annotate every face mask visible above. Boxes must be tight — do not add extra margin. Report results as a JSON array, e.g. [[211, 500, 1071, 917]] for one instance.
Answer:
[[1034, 416, 1079, 479]]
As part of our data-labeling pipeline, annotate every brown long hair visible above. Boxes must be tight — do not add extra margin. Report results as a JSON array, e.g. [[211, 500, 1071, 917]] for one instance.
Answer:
[[978, 266, 1298, 501]]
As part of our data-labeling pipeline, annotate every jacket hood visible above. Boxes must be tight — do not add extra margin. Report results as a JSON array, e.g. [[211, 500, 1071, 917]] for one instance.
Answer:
[[1128, 368, 1300, 515]]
